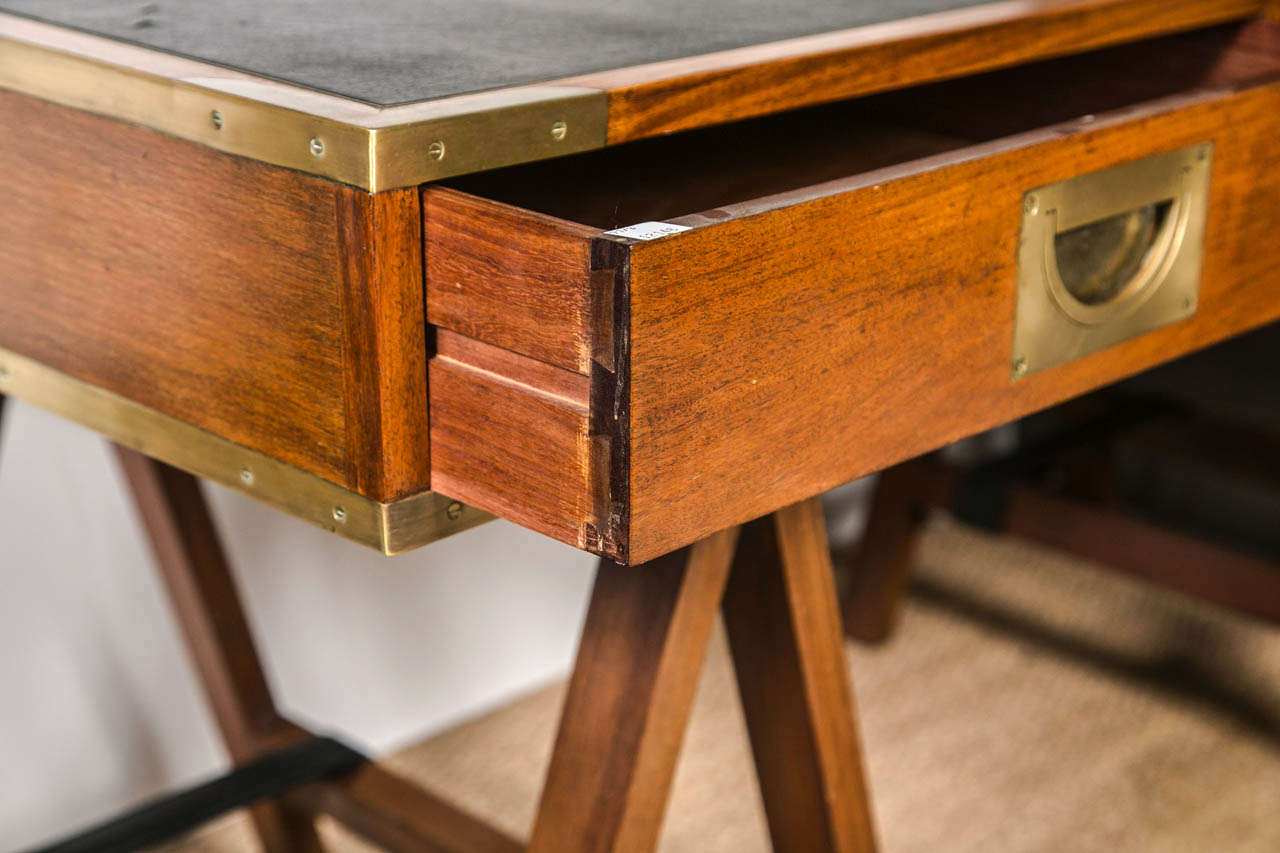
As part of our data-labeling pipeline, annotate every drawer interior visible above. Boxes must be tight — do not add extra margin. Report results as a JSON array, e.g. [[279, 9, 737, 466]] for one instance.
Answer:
[[446, 20, 1280, 230]]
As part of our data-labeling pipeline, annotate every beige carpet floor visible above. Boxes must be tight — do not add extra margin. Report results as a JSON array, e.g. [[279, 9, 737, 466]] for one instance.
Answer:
[[168, 518, 1280, 852]]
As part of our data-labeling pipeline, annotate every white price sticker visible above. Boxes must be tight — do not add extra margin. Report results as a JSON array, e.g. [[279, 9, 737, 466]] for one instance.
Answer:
[[603, 221, 692, 240]]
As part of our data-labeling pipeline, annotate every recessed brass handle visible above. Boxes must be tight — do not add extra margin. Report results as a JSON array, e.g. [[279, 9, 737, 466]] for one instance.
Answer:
[[1013, 143, 1212, 379]]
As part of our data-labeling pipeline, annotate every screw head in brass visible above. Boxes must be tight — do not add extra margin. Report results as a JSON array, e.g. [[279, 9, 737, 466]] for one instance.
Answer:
[[239, 467, 255, 485], [309, 137, 325, 157], [427, 140, 446, 161], [550, 121, 568, 141], [332, 506, 346, 523], [446, 501, 464, 521], [210, 110, 224, 130], [1012, 357, 1028, 379], [1023, 195, 1039, 215]]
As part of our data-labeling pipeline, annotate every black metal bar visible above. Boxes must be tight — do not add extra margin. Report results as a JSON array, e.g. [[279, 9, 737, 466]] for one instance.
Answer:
[[24, 736, 366, 853]]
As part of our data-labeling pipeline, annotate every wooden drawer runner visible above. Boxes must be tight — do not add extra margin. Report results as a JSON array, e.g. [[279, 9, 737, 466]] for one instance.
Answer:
[[426, 20, 1280, 563]]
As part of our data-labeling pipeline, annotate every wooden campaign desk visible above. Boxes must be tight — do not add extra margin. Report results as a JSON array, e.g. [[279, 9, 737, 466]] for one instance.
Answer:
[[3, 1, 1280, 850]]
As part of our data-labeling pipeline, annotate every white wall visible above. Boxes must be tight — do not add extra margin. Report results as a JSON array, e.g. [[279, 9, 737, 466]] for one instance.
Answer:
[[0, 399, 599, 851]]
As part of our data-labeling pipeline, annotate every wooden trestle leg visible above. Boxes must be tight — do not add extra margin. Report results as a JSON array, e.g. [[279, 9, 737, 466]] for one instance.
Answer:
[[532, 498, 878, 852], [114, 445, 522, 853], [114, 445, 325, 853], [723, 499, 878, 853], [841, 463, 931, 644], [111, 440, 876, 851]]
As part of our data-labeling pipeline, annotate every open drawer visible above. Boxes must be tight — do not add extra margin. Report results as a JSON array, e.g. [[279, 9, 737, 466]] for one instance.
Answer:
[[424, 20, 1280, 563]]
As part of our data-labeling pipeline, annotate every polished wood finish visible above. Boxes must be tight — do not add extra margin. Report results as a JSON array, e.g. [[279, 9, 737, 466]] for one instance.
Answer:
[[532, 499, 879, 851], [113, 446, 323, 852], [568, 0, 1264, 143], [530, 529, 739, 851], [723, 499, 877, 853], [289, 763, 523, 853], [428, 329, 611, 554], [337, 188, 432, 501], [427, 32, 1280, 562], [425, 188, 604, 375], [622, 78, 1280, 561], [0, 89, 429, 499]]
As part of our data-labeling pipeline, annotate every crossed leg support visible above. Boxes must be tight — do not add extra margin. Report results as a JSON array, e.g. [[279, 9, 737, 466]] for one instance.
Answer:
[[532, 498, 877, 853], [5, 393, 878, 852]]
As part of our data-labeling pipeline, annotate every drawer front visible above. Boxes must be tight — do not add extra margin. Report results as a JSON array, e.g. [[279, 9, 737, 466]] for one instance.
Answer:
[[623, 83, 1280, 561], [425, 26, 1280, 563]]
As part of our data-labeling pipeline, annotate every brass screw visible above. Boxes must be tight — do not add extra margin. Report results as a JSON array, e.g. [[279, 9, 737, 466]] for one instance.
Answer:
[[309, 137, 325, 157], [239, 467, 255, 485], [1012, 357, 1028, 379], [332, 506, 347, 523], [428, 140, 446, 161], [550, 121, 568, 141], [446, 501, 464, 521], [210, 110, 224, 130], [1023, 195, 1039, 215]]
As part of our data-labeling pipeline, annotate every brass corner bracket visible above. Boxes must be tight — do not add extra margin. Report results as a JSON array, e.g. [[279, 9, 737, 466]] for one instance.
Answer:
[[0, 13, 608, 190], [0, 347, 492, 554]]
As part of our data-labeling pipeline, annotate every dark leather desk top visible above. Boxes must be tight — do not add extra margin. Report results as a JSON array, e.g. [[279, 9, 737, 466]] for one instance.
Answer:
[[0, 0, 989, 105]]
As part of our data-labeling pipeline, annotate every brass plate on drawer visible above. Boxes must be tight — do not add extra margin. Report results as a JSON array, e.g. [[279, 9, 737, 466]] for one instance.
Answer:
[[1012, 143, 1212, 379], [0, 347, 492, 554]]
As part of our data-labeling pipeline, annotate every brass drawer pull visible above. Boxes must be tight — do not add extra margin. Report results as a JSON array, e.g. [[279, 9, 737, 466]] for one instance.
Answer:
[[1012, 143, 1212, 379]]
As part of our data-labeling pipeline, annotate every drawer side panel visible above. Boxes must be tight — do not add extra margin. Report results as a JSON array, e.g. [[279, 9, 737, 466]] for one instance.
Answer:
[[428, 330, 617, 554], [425, 186, 599, 374]]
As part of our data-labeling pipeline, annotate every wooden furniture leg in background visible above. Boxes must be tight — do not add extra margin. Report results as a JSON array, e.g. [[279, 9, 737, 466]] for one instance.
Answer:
[[114, 445, 325, 853], [840, 449, 1280, 640], [532, 500, 878, 853], [841, 462, 932, 644], [724, 498, 878, 853]]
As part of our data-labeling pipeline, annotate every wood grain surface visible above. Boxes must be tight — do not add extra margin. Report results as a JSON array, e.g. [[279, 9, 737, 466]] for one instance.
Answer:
[[622, 80, 1280, 561], [424, 188, 601, 374], [424, 28, 1280, 561], [427, 330, 607, 552], [337, 188, 431, 501], [288, 763, 523, 853], [0, 89, 430, 497], [570, 0, 1264, 143], [723, 499, 878, 852], [529, 528, 739, 852]]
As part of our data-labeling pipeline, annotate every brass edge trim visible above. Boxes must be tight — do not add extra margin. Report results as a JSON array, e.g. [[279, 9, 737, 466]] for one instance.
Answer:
[[0, 13, 608, 190], [0, 347, 493, 554]]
